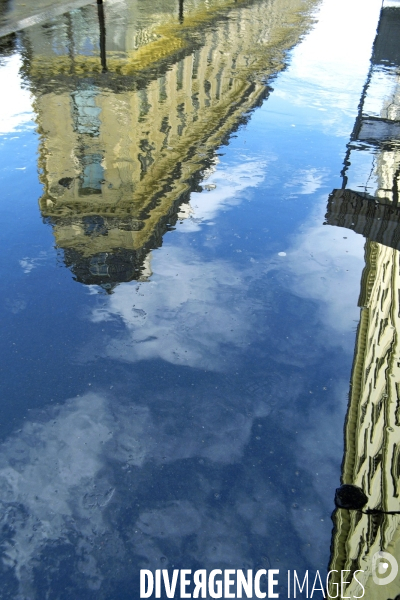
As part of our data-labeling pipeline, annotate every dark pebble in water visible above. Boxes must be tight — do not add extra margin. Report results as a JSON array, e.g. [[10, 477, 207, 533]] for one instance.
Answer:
[[334, 484, 368, 510]]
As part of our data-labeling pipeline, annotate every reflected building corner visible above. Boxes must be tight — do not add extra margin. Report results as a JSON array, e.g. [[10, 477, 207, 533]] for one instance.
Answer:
[[19, 0, 318, 292], [327, 3, 400, 598]]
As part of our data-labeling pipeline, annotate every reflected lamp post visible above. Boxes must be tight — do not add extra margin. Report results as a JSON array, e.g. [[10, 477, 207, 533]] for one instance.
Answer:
[[97, 0, 107, 73]]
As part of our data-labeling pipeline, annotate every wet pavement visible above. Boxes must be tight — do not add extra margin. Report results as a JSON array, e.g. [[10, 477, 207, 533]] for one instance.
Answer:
[[0, 0, 399, 598]]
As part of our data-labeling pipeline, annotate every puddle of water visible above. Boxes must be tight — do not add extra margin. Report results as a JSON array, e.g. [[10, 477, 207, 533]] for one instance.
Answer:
[[1, 0, 400, 598]]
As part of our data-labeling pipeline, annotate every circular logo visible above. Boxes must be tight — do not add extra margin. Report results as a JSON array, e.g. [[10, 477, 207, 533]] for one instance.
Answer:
[[372, 551, 398, 586]]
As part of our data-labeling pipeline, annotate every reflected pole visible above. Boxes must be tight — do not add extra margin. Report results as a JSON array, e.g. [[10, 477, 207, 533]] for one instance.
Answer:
[[393, 165, 400, 207], [97, 0, 107, 73], [179, 0, 184, 24], [340, 62, 373, 190]]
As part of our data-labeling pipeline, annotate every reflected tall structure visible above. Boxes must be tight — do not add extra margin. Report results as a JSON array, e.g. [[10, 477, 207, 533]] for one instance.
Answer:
[[20, 0, 317, 290], [327, 4, 400, 598]]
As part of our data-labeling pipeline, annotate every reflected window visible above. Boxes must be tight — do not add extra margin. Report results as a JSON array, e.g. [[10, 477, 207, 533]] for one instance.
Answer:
[[89, 253, 109, 276], [83, 216, 108, 237], [176, 60, 184, 91], [177, 103, 186, 136], [80, 153, 104, 195], [191, 92, 200, 116], [138, 139, 155, 177], [158, 75, 167, 102], [71, 87, 101, 136], [138, 89, 151, 120], [192, 49, 200, 79]]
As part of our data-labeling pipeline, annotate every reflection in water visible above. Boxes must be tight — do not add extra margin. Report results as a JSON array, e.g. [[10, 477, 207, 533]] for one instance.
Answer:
[[0, 1, 334, 598], [97, 0, 107, 73], [20, 0, 317, 290], [327, 4, 400, 598], [0, 386, 284, 599]]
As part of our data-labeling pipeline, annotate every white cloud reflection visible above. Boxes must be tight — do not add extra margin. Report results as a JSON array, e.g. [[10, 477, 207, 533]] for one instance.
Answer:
[[0, 368, 324, 597], [278, 199, 366, 347], [290, 0, 381, 91], [88, 159, 268, 371], [272, 0, 382, 135], [90, 247, 253, 370], [19, 251, 48, 274], [0, 393, 114, 594], [284, 167, 328, 196], [180, 158, 269, 230], [0, 55, 33, 134], [0, 383, 277, 597]]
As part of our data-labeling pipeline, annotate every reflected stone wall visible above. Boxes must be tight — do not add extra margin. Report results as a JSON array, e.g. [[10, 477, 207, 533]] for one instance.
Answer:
[[328, 6, 400, 598], [330, 241, 400, 599], [20, 0, 317, 288]]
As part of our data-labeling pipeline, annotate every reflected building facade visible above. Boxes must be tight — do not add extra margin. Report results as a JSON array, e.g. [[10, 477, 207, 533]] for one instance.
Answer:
[[20, 0, 317, 290], [327, 4, 400, 598]]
